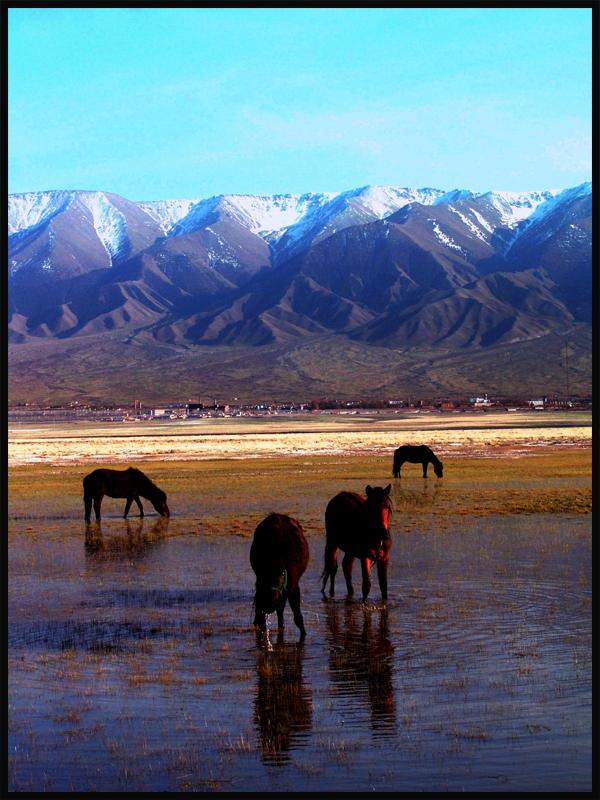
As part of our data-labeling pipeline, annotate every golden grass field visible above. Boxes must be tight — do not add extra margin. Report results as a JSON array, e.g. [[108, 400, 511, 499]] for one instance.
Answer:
[[8, 411, 591, 527], [7, 410, 592, 466]]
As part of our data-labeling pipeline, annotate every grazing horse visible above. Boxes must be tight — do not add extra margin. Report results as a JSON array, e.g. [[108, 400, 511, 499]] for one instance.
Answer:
[[250, 513, 310, 641], [392, 445, 443, 479], [83, 467, 170, 522], [321, 485, 392, 602]]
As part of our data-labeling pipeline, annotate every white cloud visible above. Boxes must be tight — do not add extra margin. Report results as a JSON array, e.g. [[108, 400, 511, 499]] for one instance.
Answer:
[[542, 135, 592, 175]]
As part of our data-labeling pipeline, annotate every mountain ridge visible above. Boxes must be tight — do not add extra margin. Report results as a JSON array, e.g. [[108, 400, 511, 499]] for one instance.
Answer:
[[8, 181, 592, 403]]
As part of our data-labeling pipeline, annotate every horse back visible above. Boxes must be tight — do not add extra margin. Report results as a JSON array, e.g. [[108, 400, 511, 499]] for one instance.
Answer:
[[83, 467, 134, 497], [325, 491, 365, 537], [83, 468, 110, 489], [395, 444, 434, 462], [250, 513, 309, 582]]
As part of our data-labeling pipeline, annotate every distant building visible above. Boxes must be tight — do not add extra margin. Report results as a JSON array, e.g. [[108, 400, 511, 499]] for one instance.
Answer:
[[471, 394, 492, 407], [528, 399, 545, 410]]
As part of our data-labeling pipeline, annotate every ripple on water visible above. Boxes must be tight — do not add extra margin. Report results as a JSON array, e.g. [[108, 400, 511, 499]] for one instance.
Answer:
[[8, 514, 592, 792]]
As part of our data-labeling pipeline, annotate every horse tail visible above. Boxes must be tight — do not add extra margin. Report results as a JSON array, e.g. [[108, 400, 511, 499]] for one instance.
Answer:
[[321, 536, 338, 594]]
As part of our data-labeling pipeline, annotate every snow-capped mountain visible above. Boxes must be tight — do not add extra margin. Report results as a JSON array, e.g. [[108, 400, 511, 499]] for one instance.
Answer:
[[8, 190, 165, 280], [136, 199, 199, 234], [8, 181, 591, 352], [8, 190, 74, 236], [8, 183, 572, 266], [169, 192, 336, 239]]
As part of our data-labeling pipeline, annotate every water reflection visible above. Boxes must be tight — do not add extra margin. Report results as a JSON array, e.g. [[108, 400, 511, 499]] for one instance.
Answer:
[[84, 517, 170, 560], [392, 479, 442, 509], [325, 602, 396, 736], [253, 639, 312, 765]]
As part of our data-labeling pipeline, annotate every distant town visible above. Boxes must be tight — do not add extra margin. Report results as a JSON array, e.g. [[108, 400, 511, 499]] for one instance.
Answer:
[[7, 393, 592, 423]]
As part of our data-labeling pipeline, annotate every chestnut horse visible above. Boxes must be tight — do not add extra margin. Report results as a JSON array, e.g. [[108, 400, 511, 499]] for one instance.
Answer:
[[250, 513, 310, 641], [321, 485, 392, 603], [392, 445, 443, 478], [83, 467, 170, 522]]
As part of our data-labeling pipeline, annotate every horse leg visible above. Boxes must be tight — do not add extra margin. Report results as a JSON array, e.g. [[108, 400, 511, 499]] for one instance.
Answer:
[[360, 558, 373, 602], [253, 592, 267, 631], [84, 493, 93, 522], [288, 587, 306, 641], [134, 495, 144, 517], [342, 553, 355, 598], [93, 494, 103, 521], [377, 554, 389, 601], [276, 593, 287, 630], [396, 460, 403, 478], [423, 461, 428, 478], [123, 497, 133, 518], [322, 542, 338, 597]]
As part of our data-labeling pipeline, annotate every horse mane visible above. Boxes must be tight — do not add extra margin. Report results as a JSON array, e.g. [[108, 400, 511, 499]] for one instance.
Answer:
[[128, 468, 161, 495]]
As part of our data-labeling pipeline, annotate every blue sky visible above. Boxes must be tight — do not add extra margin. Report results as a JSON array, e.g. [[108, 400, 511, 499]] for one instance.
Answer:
[[8, 7, 592, 199]]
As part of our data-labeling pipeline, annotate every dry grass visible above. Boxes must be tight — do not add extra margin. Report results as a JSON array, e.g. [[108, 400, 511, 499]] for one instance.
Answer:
[[7, 411, 591, 466], [8, 446, 591, 523]]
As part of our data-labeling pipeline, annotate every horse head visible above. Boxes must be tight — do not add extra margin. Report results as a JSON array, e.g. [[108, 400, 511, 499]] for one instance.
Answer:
[[364, 484, 393, 558], [433, 460, 443, 478], [151, 488, 170, 517], [255, 569, 287, 615]]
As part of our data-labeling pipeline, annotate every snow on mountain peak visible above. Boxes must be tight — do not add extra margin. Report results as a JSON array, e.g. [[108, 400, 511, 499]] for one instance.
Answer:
[[355, 186, 445, 217], [8, 191, 74, 235], [170, 192, 338, 240], [506, 181, 593, 247], [222, 193, 338, 236], [137, 199, 199, 234], [8, 183, 590, 263], [434, 189, 475, 205], [481, 189, 560, 228], [78, 192, 129, 263]]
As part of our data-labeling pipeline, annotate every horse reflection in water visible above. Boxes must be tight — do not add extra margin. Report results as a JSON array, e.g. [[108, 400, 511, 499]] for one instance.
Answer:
[[253, 640, 312, 765], [84, 516, 170, 560], [392, 478, 443, 511], [325, 602, 396, 735]]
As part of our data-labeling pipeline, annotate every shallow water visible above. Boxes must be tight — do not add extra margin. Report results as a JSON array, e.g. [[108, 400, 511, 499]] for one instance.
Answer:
[[8, 513, 591, 792]]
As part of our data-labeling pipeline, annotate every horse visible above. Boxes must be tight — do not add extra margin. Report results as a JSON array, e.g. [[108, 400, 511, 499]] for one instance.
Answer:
[[250, 513, 310, 641], [392, 445, 443, 478], [83, 467, 170, 522], [321, 484, 392, 603]]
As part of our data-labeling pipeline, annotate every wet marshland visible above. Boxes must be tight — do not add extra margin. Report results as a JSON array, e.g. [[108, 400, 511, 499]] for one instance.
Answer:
[[8, 456, 592, 792]]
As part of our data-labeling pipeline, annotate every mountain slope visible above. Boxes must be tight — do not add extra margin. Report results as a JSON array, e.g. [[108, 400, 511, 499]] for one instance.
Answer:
[[8, 182, 591, 360]]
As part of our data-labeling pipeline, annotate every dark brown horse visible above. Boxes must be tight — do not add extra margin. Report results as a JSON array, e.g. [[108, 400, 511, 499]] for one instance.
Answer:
[[392, 445, 443, 478], [321, 485, 392, 602], [250, 513, 310, 641], [83, 467, 170, 522]]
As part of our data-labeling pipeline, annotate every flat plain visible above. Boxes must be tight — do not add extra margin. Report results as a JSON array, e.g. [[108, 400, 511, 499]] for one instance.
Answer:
[[7, 412, 592, 792]]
